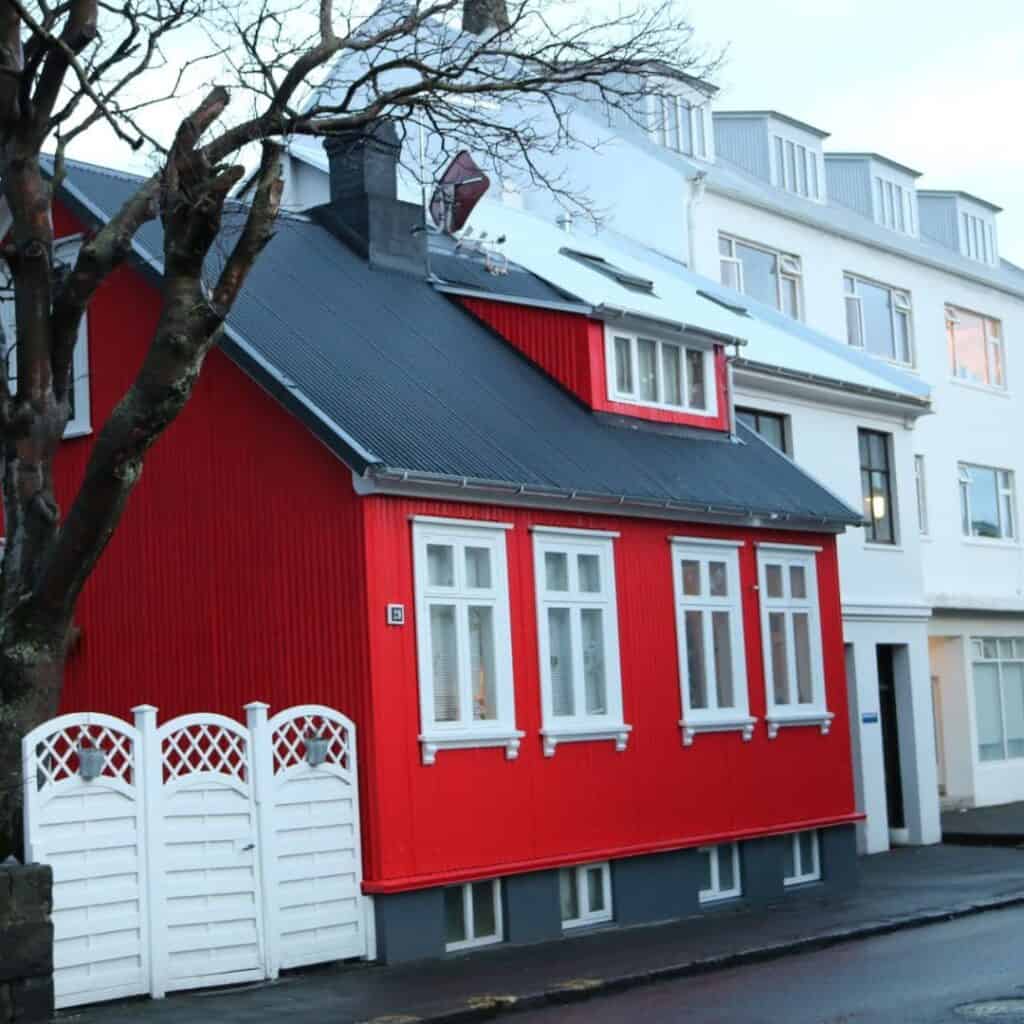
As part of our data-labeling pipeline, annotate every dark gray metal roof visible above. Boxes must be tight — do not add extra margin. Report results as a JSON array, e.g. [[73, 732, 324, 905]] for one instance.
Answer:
[[53, 157, 861, 528]]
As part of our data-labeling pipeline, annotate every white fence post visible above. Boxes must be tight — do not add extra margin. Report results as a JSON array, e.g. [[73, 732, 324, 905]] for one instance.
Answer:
[[133, 704, 165, 1000], [245, 702, 278, 980]]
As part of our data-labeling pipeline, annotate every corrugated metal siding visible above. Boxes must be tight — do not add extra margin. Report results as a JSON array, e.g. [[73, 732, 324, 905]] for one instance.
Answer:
[[712, 116, 770, 182], [918, 194, 960, 251], [824, 158, 872, 217], [361, 494, 856, 890]]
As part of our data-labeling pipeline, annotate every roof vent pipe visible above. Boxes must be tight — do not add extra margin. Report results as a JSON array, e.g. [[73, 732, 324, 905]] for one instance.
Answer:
[[556, 212, 573, 234], [686, 170, 707, 271]]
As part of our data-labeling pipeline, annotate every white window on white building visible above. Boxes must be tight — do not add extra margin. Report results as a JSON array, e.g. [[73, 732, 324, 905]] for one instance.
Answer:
[[783, 830, 821, 886], [873, 177, 916, 235], [412, 518, 522, 764], [959, 464, 1016, 542], [971, 638, 1024, 764], [719, 235, 802, 319], [843, 274, 913, 366], [560, 862, 613, 929], [606, 328, 715, 417], [946, 305, 1005, 389], [771, 135, 820, 200], [671, 538, 753, 745], [444, 880, 503, 951], [699, 843, 742, 903], [648, 93, 708, 158], [914, 455, 929, 536], [756, 545, 833, 738], [961, 213, 997, 265], [533, 528, 630, 756]]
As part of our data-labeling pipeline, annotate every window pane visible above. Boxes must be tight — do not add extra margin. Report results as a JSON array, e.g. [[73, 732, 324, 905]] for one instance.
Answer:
[[1003, 663, 1024, 758], [999, 638, 1014, 658], [895, 310, 912, 364], [719, 236, 732, 257], [559, 869, 578, 922], [469, 606, 496, 720], [465, 547, 492, 588], [638, 338, 658, 401], [709, 561, 728, 597], [548, 608, 575, 716], [966, 467, 1000, 537], [586, 867, 605, 912], [774, 137, 785, 186], [734, 242, 779, 309], [581, 608, 608, 715], [950, 309, 989, 384], [685, 609, 708, 709], [718, 845, 736, 891], [681, 560, 701, 597], [799, 832, 816, 874], [687, 350, 706, 409], [789, 565, 806, 599], [662, 344, 683, 406], [614, 336, 633, 393], [857, 279, 897, 360], [699, 848, 713, 892], [471, 881, 497, 938], [795, 145, 807, 195], [545, 551, 569, 591], [445, 886, 466, 944], [752, 412, 785, 452], [781, 276, 799, 318], [427, 544, 455, 587], [783, 836, 797, 879], [785, 141, 797, 192], [974, 662, 1005, 761], [712, 611, 734, 709], [430, 605, 460, 722], [793, 612, 814, 704], [769, 612, 789, 704], [844, 295, 863, 347], [577, 553, 601, 593], [765, 564, 783, 598], [678, 100, 693, 154]]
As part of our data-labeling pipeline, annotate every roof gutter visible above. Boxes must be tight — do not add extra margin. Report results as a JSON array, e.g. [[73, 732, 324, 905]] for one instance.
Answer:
[[595, 303, 748, 347]]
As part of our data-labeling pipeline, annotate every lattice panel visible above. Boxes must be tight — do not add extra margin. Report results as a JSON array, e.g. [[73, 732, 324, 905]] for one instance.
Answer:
[[272, 713, 350, 774], [32, 722, 135, 789], [161, 723, 248, 783]]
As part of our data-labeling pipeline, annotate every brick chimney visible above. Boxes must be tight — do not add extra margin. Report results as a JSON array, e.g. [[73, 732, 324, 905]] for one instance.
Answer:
[[462, 0, 509, 35]]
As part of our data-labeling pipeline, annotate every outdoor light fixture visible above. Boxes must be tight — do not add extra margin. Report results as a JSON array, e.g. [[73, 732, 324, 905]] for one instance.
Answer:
[[304, 733, 329, 767], [77, 742, 105, 781]]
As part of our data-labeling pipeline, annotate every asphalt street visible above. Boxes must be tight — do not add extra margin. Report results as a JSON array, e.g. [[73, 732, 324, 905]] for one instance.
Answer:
[[514, 904, 1024, 1024]]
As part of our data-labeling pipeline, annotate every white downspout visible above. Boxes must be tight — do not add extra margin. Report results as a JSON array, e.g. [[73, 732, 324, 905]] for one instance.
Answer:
[[686, 170, 707, 272]]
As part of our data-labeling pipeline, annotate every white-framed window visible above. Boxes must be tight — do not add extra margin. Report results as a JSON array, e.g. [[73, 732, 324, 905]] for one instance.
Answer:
[[914, 455, 929, 536], [783, 830, 821, 887], [671, 538, 753, 745], [647, 92, 708, 158], [961, 213, 996, 265], [843, 274, 913, 366], [606, 327, 715, 417], [970, 638, 1024, 763], [533, 528, 630, 756], [719, 235, 802, 319], [1, 235, 92, 438], [699, 843, 742, 903], [756, 545, 833, 737], [771, 135, 820, 200], [959, 464, 1016, 542], [412, 518, 523, 764], [444, 880, 503, 951], [560, 862, 612, 929], [946, 305, 1005, 389], [873, 177, 916, 236]]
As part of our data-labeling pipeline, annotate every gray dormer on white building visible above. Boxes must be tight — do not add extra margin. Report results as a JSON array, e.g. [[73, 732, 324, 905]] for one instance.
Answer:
[[917, 190, 1001, 267], [824, 153, 920, 238], [643, 78, 716, 162], [712, 111, 828, 202]]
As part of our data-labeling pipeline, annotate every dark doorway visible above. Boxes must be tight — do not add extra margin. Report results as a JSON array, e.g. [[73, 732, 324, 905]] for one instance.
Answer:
[[877, 645, 905, 829]]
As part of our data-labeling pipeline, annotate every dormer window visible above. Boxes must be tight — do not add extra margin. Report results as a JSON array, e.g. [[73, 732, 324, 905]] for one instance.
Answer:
[[606, 327, 714, 416], [962, 213, 996, 264], [648, 93, 708, 159], [874, 177, 916, 235], [771, 135, 821, 200]]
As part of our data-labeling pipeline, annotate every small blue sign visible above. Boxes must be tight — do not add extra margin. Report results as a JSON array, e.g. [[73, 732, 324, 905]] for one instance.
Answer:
[[862, 712, 879, 724]]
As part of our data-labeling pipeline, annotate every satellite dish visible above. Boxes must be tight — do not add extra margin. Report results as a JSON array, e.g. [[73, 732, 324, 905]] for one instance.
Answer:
[[429, 151, 490, 234]]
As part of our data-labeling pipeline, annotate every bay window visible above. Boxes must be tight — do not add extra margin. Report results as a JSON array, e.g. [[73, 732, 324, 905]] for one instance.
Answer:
[[843, 274, 913, 365], [719, 235, 802, 319], [671, 538, 753, 745], [412, 518, 522, 764], [959, 463, 1016, 541], [756, 545, 832, 737], [533, 528, 629, 755], [946, 306, 1005, 389], [607, 327, 714, 416], [971, 638, 1024, 763]]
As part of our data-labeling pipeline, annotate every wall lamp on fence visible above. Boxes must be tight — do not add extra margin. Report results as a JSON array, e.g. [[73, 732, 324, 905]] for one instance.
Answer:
[[76, 742, 105, 781], [304, 733, 329, 767]]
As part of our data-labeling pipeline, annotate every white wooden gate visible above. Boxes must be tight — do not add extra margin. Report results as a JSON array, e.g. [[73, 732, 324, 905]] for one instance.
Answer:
[[23, 702, 371, 1009]]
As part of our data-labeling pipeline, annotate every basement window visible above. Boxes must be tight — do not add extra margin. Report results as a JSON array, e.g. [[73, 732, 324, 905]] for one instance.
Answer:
[[783, 830, 821, 886], [560, 863, 613, 929], [699, 843, 742, 903], [444, 880, 503, 951]]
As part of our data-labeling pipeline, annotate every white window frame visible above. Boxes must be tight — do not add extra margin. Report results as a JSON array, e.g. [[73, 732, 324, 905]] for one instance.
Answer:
[[946, 305, 1006, 390], [444, 880, 504, 952], [970, 637, 1024, 764], [532, 527, 630, 756], [958, 463, 1017, 542], [756, 544, 833, 738], [914, 455, 929, 536], [605, 326, 717, 418], [783, 830, 821, 887], [671, 537, 754, 746], [560, 862, 613, 929], [719, 234, 802, 319], [699, 843, 742, 904], [647, 92, 707, 158], [412, 518, 523, 764], [1, 235, 92, 438], [873, 176, 916, 235], [771, 135, 820, 200], [842, 273, 914, 367]]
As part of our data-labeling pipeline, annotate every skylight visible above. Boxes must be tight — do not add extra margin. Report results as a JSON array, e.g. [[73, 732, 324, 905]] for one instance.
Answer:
[[559, 247, 655, 294]]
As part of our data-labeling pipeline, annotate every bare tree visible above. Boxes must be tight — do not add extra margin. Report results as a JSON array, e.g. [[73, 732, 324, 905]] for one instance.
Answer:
[[0, 0, 719, 852]]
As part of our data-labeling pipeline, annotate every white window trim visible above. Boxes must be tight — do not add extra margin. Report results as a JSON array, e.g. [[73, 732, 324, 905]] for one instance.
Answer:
[[444, 881, 504, 952], [719, 234, 802, 319], [756, 545, 833, 738], [958, 463, 1017, 543], [646, 92, 707, 158], [671, 539, 754, 746], [914, 455, 929, 537], [843, 272, 915, 367], [604, 326, 717, 418], [970, 638, 1024, 764], [771, 135, 820, 201], [783, 830, 821, 887], [946, 305, 1006, 391], [413, 520, 523, 765], [533, 529, 630, 757], [560, 862, 613, 930], [699, 843, 742, 904]]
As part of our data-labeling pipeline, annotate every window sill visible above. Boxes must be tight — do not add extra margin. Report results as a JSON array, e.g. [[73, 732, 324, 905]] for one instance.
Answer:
[[63, 424, 92, 440], [679, 716, 757, 747], [540, 723, 631, 758], [962, 537, 1020, 550], [445, 934, 503, 953], [863, 543, 904, 553], [419, 729, 526, 765], [699, 891, 742, 906], [562, 913, 613, 931], [766, 710, 834, 739], [949, 377, 1010, 398]]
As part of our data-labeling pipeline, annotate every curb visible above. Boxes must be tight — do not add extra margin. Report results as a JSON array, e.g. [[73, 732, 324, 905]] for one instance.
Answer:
[[374, 893, 1024, 1024]]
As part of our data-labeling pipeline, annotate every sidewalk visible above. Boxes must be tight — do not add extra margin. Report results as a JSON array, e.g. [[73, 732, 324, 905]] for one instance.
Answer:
[[942, 801, 1024, 845], [66, 844, 1024, 1024]]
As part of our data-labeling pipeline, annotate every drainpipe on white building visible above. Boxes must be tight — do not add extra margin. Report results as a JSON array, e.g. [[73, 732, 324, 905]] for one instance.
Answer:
[[726, 344, 739, 441], [686, 170, 707, 272]]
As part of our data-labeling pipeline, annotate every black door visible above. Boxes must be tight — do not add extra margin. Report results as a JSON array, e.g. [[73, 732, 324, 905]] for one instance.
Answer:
[[877, 645, 905, 829]]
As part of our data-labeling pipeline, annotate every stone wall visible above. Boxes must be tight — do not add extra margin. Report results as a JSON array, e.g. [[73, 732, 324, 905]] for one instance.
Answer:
[[0, 863, 53, 1023]]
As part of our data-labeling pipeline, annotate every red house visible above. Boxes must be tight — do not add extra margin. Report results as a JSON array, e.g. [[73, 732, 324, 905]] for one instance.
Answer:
[[47, 126, 863, 965]]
